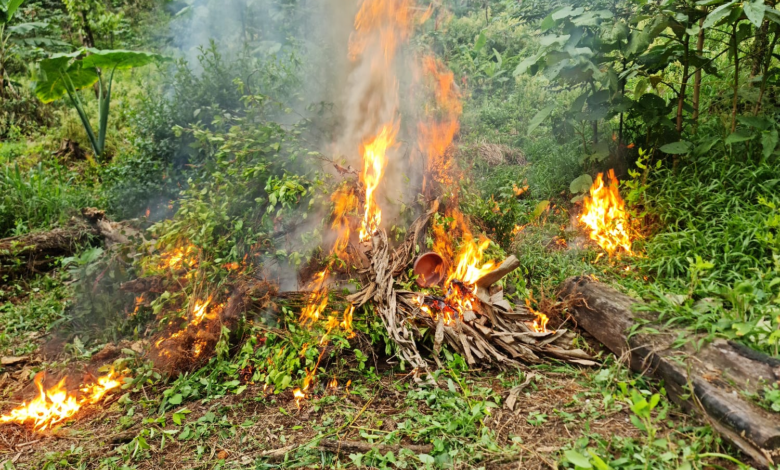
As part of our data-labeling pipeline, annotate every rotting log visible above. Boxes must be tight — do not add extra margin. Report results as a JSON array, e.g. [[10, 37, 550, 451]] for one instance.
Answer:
[[559, 275, 780, 468], [0, 208, 141, 281], [0, 224, 99, 279]]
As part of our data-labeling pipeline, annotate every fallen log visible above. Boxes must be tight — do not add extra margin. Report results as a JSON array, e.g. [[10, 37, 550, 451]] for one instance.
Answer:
[[0, 224, 98, 279], [0, 208, 140, 281], [559, 276, 780, 468]]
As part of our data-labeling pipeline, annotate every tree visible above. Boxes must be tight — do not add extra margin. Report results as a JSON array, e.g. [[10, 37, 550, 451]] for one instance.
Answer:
[[36, 48, 168, 159]]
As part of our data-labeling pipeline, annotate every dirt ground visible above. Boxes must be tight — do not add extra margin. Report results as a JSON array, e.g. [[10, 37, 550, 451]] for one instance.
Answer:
[[0, 362, 684, 470]]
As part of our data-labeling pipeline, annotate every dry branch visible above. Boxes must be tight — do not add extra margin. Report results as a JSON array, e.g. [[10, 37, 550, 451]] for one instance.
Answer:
[[559, 275, 780, 468]]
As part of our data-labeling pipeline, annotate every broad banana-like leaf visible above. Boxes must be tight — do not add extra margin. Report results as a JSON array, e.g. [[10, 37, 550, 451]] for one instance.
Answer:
[[81, 48, 169, 70], [0, 0, 25, 23], [35, 52, 99, 103]]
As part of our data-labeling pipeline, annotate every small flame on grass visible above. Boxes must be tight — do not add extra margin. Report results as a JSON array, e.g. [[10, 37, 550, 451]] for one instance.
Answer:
[[1, 370, 122, 430], [293, 389, 306, 408], [328, 378, 338, 389], [579, 170, 633, 256]]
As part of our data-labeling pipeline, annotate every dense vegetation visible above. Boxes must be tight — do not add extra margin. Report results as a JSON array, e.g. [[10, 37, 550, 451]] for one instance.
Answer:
[[0, 0, 778, 468]]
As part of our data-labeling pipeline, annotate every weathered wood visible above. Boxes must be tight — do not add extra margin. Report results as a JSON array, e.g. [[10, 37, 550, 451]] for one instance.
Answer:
[[0, 208, 141, 281], [0, 224, 99, 279], [559, 275, 780, 468]]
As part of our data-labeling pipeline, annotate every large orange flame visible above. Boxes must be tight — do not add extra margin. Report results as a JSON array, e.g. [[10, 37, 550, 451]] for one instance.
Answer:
[[579, 170, 633, 256], [359, 123, 398, 242], [1, 370, 122, 430], [419, 56, 461, 191], [349, 0, 414, 62]]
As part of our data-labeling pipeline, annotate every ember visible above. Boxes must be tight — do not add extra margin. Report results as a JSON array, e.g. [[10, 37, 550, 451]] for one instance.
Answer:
[[579, 170, 633, 256]]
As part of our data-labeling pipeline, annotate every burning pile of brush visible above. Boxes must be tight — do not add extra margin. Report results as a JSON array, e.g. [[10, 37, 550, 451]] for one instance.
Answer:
[[0, 0, 640, 428]]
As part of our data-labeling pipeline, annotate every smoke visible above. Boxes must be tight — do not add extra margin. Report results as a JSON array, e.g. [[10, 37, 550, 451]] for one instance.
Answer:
[[169, 0, 444, 276]]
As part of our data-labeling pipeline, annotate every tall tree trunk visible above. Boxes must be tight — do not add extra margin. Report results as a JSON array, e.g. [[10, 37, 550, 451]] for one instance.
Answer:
[[754, 30, 779, 115], [692, 17, 705, 129], [676, 34, 691, 134], [751, 21, 770, 79], [80, 9, 96, 48], [730, 23, 740, 134]]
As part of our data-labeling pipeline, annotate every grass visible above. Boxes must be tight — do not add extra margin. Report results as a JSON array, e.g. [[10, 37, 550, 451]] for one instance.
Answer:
[[0, 274, 72, 357], [0, 161, 99, 238]]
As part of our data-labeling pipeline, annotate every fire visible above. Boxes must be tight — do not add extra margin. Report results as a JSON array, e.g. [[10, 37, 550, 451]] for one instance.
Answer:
[[1, 370, 122, 430], [340, 305, 356, 339], [331, 186, 358, 255], [349, 0, 414, 62], [579, 170, 633, 256], [292, 388, 306, 408], [158, 244, 197, 271], [531, 312, 550, 333], [191, 295, 213, 325], [359, 123, 398, 242], [300, 271, 329, 325], [419, 56, 462, 191], [446, 236, 495, 286], [328, 378, 338, 389]]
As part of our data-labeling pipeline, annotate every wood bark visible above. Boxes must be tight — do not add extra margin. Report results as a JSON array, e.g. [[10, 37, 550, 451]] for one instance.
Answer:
[[692, 16, 705, 127], [0, 208, 140, 280], [0, 225, 99, 279], [559, 276, 780, 468]]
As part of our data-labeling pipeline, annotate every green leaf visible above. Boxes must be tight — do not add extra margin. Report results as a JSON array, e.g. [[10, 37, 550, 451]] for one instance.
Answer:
[[725, 130, 754, 144], [587, 451, 614, 470], [473, 32, 487, 53], [564, 449, 593, 468], [743, 0, 765, 27], [81, 48, 169, 71], [702, 1, 736, 29], [531, 200, 550, 220], [2, 0, 25, 22], [570, 174, 593, 194], [514, 53, 542, 76], [552, 6, 584, 21], [418, 454, 435, 464], [659, 141, 692, 154], [737, 115, 770, 130], [168, 394, 183, 405], [35, 52, 97, 103], [761, 129, 778, 159], [527, 104, 555, 136], [765, 6, 780, 25], [541, 13, 555, 31]]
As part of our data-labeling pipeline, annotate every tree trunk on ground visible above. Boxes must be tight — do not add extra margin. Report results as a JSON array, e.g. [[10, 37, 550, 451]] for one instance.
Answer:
[[559, 276, 780, 469], [0, 209, 139, 281]]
